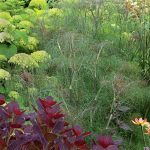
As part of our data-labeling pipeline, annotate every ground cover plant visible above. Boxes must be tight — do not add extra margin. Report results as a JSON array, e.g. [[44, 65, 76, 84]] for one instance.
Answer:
[[1, 0, 150, 149]]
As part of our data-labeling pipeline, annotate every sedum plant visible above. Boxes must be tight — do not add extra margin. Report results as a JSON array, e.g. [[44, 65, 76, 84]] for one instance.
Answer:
[[31, 50, 51, 63], [0, 69, 11, 81], [8, 53, 39, 71]]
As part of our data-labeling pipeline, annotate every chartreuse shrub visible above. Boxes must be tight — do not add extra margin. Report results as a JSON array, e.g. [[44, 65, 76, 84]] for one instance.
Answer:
[[0, 95, 123, 149]]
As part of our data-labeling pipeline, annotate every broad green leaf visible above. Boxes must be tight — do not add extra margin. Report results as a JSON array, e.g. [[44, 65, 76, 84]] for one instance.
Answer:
[[17, 24, 31, 33], [0, 44, 17, 58], [12, 30, 29, 44]]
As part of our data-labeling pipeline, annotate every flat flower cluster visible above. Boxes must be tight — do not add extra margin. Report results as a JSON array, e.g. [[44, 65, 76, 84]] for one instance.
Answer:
[[8, 53, 39, 70]]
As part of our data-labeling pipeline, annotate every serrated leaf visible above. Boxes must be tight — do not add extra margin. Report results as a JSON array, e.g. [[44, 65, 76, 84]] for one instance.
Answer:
[[118, 106, 130, 112], [0, 44, 17, 59]]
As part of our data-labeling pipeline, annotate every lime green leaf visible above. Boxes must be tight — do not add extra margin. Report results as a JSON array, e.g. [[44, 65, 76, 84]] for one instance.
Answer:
[[12, 30, 29, 44], [17, 24, 31, 33]]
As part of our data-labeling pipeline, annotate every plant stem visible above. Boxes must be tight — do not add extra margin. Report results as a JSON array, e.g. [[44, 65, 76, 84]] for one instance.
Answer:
[[26, 86, 31, 111], [141, 125, 146, 147]]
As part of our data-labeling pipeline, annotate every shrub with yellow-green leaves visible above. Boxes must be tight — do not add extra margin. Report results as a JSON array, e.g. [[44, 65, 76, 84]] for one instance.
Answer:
[[10, 15, 22, 23], [0, 69, 11, 81], [0, 32, 14, 43], [8, 91, 20, 99], [0, 12, 11, 21], [18, 36, 39, 52], [19, 21, 34, 28], [29, 0, 47, 9], [8, 53, 39, 71], [31, 50, 51, 63]]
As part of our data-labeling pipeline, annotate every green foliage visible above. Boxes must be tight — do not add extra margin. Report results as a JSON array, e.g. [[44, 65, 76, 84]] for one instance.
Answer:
[[10, 15, 22, 23], [18, 36, 39, 53], [31, 50, 51, 63], [8, 90, 20, 99], [0, 0, 25, 15], [0, 12, 11, 20], [19, 21, 34, 28], [29, 0, 47, 9], [8, 53, 39, 70], [0, 69, 11, 81], [0, 55, 7, 62], [12, 30, 29, 46], [0, 44, 17, 59]]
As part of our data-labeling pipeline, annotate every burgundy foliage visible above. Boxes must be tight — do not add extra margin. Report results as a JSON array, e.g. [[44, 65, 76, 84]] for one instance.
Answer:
[[0, 95, 123, 150]]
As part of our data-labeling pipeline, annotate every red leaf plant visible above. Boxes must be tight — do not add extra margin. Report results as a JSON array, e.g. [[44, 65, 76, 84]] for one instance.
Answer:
[[91, 134, 123, 150], [0, 95, 123, 150]]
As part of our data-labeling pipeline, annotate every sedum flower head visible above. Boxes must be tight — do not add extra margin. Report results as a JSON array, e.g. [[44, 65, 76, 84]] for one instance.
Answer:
[[0, 32, 14, 43], [0, 18, 11, 32], [29, 0, 47, 9], [19, 21, 34, 28], [0, 12, 11, 21], [31, 50, 51, 63], [8, 91, 20, 99], [8, 53, 39, 70], [10, 15, 22, 23], [0, 55, 7, 62], [131, 118, 148, 126], [0, 69, 11, 81]]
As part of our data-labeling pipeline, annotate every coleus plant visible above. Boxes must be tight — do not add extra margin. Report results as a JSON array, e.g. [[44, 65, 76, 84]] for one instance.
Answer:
[[0, 95, 123, 150]]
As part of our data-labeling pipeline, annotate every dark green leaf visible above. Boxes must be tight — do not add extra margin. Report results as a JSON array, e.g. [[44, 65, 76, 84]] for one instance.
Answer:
[[0, 44, 17, 58]]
